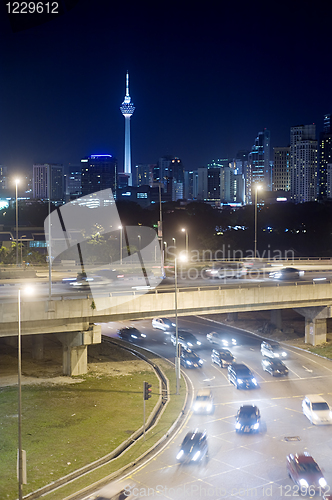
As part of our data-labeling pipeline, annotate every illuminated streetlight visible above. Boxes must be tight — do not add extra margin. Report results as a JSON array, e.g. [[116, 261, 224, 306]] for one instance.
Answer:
[[15, 179, 20, 267], [18, 285, 34, 499], [181, 227, 188, 256], [163, 241, 167, 261], [118, 226, 123, 265], [138, 234, 141, 251], [254, 185, 262, 258], [174, 253, 187, 395], [172, 237, 176, 248]]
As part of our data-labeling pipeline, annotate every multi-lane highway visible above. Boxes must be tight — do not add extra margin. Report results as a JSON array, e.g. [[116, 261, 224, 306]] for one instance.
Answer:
[[91, 316, 332, 500]]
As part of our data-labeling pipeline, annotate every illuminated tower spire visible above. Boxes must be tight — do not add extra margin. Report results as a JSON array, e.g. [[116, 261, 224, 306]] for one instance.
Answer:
[[120, 72, 135, 186]]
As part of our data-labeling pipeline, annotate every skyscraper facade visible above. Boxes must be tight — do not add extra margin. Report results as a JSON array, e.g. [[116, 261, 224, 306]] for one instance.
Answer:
[[81, 155, 117, 196], [120, 72, 135, 186], [272, 147, 290, 191], [290, 125, 317, 203], [248, 129, 271, 202], [33, 163, 64, 202], [318, 114, 332, 200]]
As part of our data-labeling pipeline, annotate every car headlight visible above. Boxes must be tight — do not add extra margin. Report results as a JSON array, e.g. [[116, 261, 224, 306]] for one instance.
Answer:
[[281, 352, 287, 357], [319, 478, 327, 488], [235, 422, 241, 429], [186, 360, 192, 365], [172, 323, 176, 327], [197, 341, 201, 345], [188, 342, 193, 347], [206, 404, 212, 411], [192, 451, 201, 461], [299, 479, 309, 488], [253, 422, 259, 430], [252, 378, 257, 385], [193, 403, 199, 411], [232, 339, 237, 345], [176, 450, 184, 460], [198, 359, 203, 365], [141, 334, 146, 338], [237, 378, 243, 384], [274, 353, 279, 357], [131, 335, 137, 339]]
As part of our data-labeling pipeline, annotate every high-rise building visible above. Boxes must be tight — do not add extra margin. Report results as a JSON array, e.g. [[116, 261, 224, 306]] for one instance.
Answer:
[[154, 156, 184, 201], [120, 72, 135, 186], [135, 164, 155, 187], [290, 124, 317, 203], [273, 147, 290, 191], [65, 164, 82, 200], [81, 155, 117, 197], [184, 170, 198, 200], [318, 114, 332, 200], [0, 166, 8, 190], [33, 163, 64, 202], [248, 129, 271, 202]]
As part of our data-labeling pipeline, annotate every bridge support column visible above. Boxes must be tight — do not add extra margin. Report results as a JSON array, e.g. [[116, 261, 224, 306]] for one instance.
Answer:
[[294, 306, 331, 346], [227, 312, 238, 321], [57, 325, 101, 376], [31, 335, 43, 360], [271, 310, 282, 330]]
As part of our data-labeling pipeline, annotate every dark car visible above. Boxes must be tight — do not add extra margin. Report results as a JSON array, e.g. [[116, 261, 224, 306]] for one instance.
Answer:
[[228, 363, 258, 389], [180, 349, 203, 369], [269, 267, 304, 280], [261, 358, 288, 376], [235, 405, 261, 433], [211, 348, 235, 368], [206, 331, 237, 347], [176, 430, 208, 463], [117, 327, 146, 342], [287, 452, 328, 493], [171, 331, 201, 349]]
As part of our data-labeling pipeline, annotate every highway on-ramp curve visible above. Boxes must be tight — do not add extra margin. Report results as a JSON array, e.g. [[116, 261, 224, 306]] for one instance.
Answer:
[[85, 316, 332, 500]]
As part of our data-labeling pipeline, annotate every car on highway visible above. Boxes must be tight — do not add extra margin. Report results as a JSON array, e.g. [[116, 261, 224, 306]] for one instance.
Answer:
[[65, 274, 112, 289], [193, 389, 214, 414], [176, 429, 208, 463], [117, 326, 146, 342], [180, 349, 203, 369], [204, 264, 246, 279], [261, 358, 288, 376], [152, 317, 175, 332], [228, 363, 258, 389], [235, 405, 260, 433], [260, 341, 287, 358], [269, 267, 304, 280], [287, 452, 328, 493], [171, 331, 201, 349], [211, 348, 235, 368], [206, 331, 237, 347], [88, 479, 137, 500], [302, 395, 332, 425]]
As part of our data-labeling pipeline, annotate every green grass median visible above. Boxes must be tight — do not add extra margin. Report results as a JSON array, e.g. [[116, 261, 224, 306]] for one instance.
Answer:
[[0, 342, 186, 500]]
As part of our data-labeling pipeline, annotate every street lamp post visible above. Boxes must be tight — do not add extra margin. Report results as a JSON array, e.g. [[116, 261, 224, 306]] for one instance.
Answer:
[[181, 228, 188, 256], [254, 185, 262, 258], [138, 234, 141, 251], [172, 237, 176, 249], [174, 253, 187, 395], [163, 241, 167, 262], [15, 179, 20, 267], [119, 226, 123, 265], [17, 286, 33, 499]]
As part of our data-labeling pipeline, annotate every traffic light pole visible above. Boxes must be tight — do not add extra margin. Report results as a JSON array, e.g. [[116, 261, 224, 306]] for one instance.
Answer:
[[143, 395, 146, 441]]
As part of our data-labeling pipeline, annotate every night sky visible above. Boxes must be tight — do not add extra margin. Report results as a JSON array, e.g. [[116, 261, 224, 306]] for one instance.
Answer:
[[0, 0, 331, 181]]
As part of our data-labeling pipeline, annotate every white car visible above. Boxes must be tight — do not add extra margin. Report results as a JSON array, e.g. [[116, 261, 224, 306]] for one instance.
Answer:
[[206, 331, 237, 347], [193, 389, 214, 414], [152, 317, 175, 332], [302, 395, 332, 425], [260, 341, 287, 358]]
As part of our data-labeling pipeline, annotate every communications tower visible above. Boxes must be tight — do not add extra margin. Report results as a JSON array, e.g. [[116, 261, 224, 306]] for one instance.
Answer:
[[120, 72, 135, 186]]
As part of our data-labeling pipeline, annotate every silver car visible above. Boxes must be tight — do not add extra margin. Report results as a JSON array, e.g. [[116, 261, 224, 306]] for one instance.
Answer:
[[302, 395, 332, 425]]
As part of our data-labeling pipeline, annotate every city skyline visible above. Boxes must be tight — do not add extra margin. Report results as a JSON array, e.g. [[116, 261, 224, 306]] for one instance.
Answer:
[[0, 1, 331, 176]]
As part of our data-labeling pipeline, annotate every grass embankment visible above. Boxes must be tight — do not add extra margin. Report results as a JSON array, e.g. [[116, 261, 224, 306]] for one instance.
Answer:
[[0, 343, 186, 500], [307, 342, 332, 359]]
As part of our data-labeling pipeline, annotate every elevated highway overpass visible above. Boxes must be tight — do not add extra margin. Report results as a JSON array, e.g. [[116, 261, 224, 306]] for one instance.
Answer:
[[1, 280, 332, 376]]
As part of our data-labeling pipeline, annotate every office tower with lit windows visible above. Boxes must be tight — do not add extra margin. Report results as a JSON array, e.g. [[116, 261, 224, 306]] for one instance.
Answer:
[[120, 72, 135, 186], [33, 163, 64, 202], [318, 114, 332, 200], [81, 155, 117, 196], [248, 129, 270, 202], [184, 170, 198, 200], [135, 163, 155, 187], [290, 124, 317, 203], [273, 147, 290, 191]]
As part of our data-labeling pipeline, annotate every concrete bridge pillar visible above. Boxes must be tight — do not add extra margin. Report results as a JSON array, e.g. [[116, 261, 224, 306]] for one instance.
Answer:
[[294, 306, 331, 346], [31, 335, 43, 360], [271, 310, 282, 330], [305, 318, 327, 346], [56, 325, 101, 376]]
